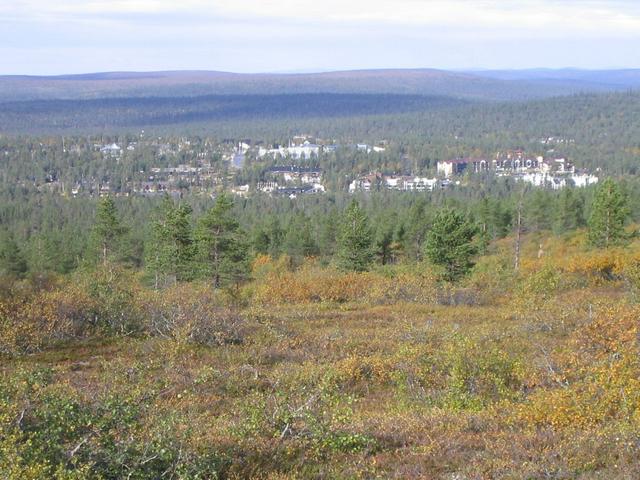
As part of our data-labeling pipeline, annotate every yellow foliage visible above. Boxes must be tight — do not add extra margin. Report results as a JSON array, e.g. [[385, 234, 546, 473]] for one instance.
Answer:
[[253, 261, 438, 306]]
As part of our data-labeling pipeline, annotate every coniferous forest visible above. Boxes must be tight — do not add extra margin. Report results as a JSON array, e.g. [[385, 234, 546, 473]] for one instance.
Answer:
[[2, 70, 640, 478]]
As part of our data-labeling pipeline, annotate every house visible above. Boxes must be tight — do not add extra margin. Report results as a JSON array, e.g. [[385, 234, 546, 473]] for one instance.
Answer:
[[265, 166, 323, 183], [570, 173, 599, 188], [349, 173, 438, 193], [258, 141, 321, 160], [349, 173, 383, 192], [437, 158, 489, 178], [100, 143, 122, 158], [405, 177, 439, 191], [231, 185, 250, 197]]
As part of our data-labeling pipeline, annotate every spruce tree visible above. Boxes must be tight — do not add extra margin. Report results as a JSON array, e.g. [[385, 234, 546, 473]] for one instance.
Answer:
[[145, 197, 195, 288], [376, 226, 395, 266], [0, 234, 28, 278], [283, 212, 318, 262], [424, 208, 478, 282], [403, 199, 430, 262], [266, 217, 285, 258], [553, 188, 585, 235], [196, 194, 250, 288], [477, 197, 492, 253], [169, 203, 196, 281], [527, 190, 553, 232], [318, 209, 339, 260], [491, 201, 512, 239], [337, 200, 374, 272], [91, 197, 127, 266], [588, 178, 630, 248]]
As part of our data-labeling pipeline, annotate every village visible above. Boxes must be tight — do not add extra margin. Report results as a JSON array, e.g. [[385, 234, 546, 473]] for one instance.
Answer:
[[24, 135, 600, 199]]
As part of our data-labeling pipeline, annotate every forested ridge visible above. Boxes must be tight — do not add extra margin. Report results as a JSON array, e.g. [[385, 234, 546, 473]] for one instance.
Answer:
[[4, 68, 637, 102]]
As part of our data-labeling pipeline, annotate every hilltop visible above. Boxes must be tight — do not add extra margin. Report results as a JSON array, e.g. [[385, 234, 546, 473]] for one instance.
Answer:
[[2, 68, 640, 103]]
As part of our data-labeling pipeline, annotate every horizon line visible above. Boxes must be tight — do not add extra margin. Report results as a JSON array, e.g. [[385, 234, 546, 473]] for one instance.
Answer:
[[2, 66, 640, 78]]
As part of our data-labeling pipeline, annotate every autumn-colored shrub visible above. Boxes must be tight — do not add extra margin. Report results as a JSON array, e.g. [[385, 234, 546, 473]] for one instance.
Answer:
[[620, 258, 640, 301], [0, 367, 230, 479], [142, 283, 246, 346], [253, 259, 438, 305], [0, 267, 144, 355], [0, 284, 88, 355]]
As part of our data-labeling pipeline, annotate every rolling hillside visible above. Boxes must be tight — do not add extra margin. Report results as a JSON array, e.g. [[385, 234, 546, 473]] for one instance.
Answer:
[[2, 68, 637, 103]]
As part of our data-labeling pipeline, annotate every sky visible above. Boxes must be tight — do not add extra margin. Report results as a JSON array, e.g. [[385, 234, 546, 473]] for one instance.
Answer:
[[1, 0, 640, 75]]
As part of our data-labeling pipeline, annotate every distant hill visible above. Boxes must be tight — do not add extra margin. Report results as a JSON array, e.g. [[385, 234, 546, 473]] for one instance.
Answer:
[[469, 69, 640, 90], [0, 93, 466, 133], [2, 68, 636, 103]]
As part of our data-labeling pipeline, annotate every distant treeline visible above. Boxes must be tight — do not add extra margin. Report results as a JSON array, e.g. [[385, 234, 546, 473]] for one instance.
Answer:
[[0, 94, 465, 133]]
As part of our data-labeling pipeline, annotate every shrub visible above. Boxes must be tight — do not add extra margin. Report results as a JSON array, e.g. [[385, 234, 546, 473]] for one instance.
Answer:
[[253, 260, 438, 306], [0, 368, 230, 479], [143, 283, 246, 346]]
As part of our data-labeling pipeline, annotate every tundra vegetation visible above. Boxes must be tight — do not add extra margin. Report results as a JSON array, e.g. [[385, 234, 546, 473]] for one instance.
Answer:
[[2, 179, 640, 479]]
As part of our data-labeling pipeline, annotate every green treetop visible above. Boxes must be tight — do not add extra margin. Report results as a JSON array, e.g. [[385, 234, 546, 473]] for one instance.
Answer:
[[145, 196, 195, 288], [424, 208, 478, 282], [588, 178, 630, 248], [0, 234, 28, 278], [196, 194, 250, 289], [553, 188, 585, 235], [337, 200, 374, 272], [91, 197, 128, 266]]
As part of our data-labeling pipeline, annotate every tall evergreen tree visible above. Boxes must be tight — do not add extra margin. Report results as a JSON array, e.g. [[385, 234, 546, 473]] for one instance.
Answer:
[[476, 197, 493, 253], [337, 200, 374, 272], [145, 197, 195, 288], [0, 234, 28, 278], [252, 216, 285, 258], [553, 188, 585, 234], [318, 209, 339, 261], [403, 199, 430, 262], [169, 203, 196, 281], [90, 197, 127, 266], [376, 226, 395, 266], [588, 178, 630, 248], [283, 212, 318, 261], [146, 206, 172, 289], [491, 201, 512, 239], [196, 194, 250, 288], [527, 190, 553, 232], [424, 208, 478, 282]]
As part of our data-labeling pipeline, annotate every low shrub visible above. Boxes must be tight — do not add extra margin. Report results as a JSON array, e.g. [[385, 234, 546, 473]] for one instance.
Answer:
[[253, 260, 438, 306], [142, 283, 246, 347]]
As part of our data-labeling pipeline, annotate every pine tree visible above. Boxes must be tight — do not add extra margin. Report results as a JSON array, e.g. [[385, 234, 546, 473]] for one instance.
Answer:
[[0, 234, 28, 278], [491, 201, 512, 239], [196, 194, 250, 288], [145, 197, 195, 288], [476, 197, 492, 253], [376, 226, 395, 266], [266, 217, 285, 258], [553, 188, 585, 234], [403, 199, 430, 262], [283, 212, 318, 262], [169, 203, 196, 281], [424, 208, 478, 282], [318, 209, 339, 260], [588, 178, 630, 248], [527, 190, 553, 232], [394, 223, 407, 260], [91, 197, 127, 266], [337, 200, 374, 272]]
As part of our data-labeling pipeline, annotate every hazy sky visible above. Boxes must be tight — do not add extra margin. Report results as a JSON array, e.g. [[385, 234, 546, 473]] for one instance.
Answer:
[[2, 0, 640, 74]]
